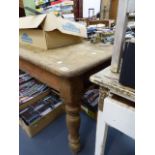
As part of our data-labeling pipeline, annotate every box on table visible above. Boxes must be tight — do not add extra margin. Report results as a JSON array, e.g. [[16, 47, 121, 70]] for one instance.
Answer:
[[19, 12, 87, 50], [19, 90, 65, 138]]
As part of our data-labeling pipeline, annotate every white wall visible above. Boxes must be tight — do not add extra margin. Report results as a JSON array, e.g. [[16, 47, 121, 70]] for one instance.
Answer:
[[83, 0, 101, 18]]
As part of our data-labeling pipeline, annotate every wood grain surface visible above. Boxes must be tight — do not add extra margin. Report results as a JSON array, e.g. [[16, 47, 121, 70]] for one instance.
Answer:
[[19, 41, 112, 78]]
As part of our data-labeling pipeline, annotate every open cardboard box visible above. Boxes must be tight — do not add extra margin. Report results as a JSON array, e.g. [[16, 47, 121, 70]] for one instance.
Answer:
[[19, 103, 65, 137], [19, 90, 65, 137], [19, 12, 87, 50]]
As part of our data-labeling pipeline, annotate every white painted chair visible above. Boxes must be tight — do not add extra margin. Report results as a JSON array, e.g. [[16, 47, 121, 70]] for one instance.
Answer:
[[95, 96, 135, 155], [91, 0, 135, 154]]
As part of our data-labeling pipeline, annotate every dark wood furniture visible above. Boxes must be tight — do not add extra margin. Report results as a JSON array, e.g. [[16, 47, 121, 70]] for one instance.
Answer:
[[74, 0, 83, 20]]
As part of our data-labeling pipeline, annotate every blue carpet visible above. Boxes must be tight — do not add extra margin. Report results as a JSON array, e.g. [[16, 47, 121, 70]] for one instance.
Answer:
[[19, 112, 135, 155]]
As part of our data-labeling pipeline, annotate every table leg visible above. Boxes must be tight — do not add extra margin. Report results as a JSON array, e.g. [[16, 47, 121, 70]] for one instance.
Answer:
[[60, 78, 83, 153]]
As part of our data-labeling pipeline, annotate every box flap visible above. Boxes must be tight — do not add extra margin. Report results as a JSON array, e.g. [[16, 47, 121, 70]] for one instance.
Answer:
[[57, 18, 87, 38], [19, 12, 87, 37], [43, 12, 87, 38], [42, 12, 58, 31], [19, 14, 46, 29]]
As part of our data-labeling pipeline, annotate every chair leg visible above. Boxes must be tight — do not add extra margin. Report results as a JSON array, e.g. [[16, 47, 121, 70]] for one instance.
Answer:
[[95, 110, 108, 155]]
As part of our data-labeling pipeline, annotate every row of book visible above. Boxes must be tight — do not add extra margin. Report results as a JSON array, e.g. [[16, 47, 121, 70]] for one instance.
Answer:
[[19, 72, 32, 85], [34, 0, 74, 20], [19, 72, 49, 105], [19, 71, 63, 127], [81, 85, 99, 119], [20, 91, 63, 126]]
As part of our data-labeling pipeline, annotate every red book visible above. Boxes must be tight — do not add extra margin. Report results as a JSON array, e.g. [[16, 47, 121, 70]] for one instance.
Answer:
[[51, 0, 72, 6], [51, 0, 63, 6]]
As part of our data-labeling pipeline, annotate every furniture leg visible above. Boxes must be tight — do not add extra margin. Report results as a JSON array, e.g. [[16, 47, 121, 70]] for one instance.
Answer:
[[95, 110, 108, 155], [66, 105, 81, 153], [95, 112, 108, 155], [95, 86, 109, 155], [60, 77, 83, 153], [98, 87, 109, 112]]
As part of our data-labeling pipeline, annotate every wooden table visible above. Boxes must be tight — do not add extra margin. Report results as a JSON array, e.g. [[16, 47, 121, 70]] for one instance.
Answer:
[[19, 41, 112, 153], [90, 66, 135, 155]]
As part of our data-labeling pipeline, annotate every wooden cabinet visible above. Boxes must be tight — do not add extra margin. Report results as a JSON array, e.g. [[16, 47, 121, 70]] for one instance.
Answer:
[[74, 0, 83, 20]]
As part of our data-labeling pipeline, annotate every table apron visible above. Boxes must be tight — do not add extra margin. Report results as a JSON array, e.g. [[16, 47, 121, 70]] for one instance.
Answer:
[[19, 58, 61, 92]]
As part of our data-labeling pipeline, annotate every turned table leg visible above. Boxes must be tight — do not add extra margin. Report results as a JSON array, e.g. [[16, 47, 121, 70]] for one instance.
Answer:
[[66, 105, 81, 153], [60, 77, 83, 153]]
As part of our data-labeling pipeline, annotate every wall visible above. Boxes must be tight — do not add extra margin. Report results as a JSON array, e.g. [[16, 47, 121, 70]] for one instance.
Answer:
[[83, 0, 101, 18]]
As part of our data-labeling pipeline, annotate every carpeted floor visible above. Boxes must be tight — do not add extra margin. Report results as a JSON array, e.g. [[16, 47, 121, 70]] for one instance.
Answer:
[[19, 112, 135, 155]]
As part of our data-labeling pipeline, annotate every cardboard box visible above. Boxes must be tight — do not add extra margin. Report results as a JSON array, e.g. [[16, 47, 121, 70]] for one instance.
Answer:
[[19, 89, 65, 137], [19, 103, 65, 137], [19, 12, 87, 50], [81, 105, 97, 120]]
